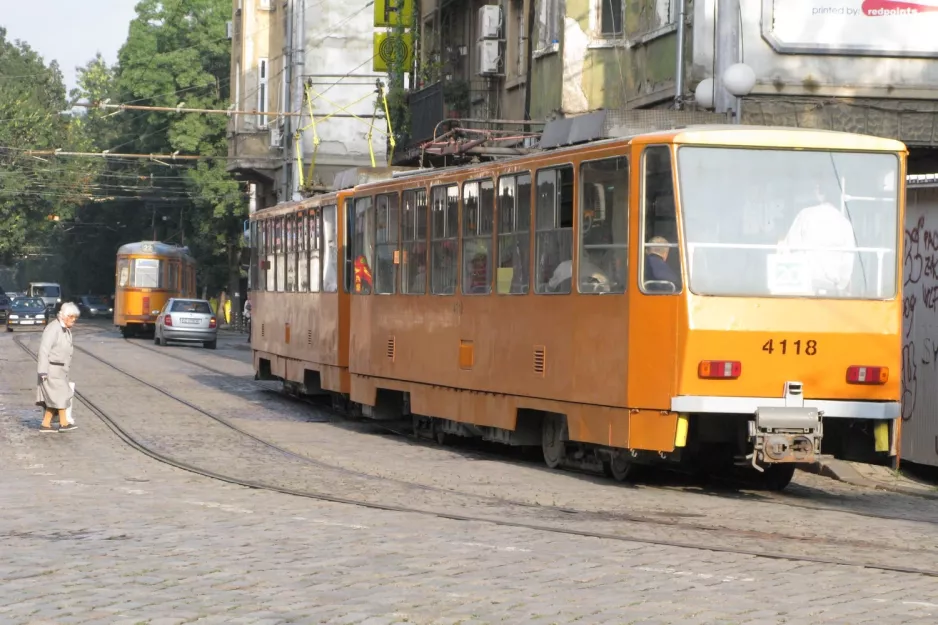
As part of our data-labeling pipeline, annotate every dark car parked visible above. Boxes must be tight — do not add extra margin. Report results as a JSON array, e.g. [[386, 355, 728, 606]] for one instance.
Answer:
[[78, 295, 114, 318], [6, 297, 49, 331]]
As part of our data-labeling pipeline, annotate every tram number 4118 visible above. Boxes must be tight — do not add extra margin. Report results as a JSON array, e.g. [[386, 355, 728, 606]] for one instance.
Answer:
[[762, 339, 817, 356]]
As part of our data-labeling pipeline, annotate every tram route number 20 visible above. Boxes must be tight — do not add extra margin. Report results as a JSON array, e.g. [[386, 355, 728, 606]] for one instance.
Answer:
[[761, 339, 817, 356]]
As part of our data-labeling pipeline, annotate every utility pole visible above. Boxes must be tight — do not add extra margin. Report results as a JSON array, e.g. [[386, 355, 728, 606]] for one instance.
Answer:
[[714, 0, 740, 121]]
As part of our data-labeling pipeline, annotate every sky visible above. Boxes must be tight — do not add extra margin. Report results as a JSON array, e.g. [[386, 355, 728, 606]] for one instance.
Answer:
[[2, 0, 139, 96]]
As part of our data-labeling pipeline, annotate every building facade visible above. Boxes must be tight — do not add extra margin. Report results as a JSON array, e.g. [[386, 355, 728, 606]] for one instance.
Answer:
[[406, 0, 938, 166], [227, 0, 388, 208]]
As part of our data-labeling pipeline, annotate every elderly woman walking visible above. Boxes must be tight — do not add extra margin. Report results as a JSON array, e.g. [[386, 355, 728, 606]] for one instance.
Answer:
[[36, 302, 80, 432]]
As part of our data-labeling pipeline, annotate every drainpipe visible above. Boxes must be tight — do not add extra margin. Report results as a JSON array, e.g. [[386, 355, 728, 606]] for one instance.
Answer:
[[283, 0, 294, 201], [291, 0, 306, 197], [673, 0, 686, 109], [714, 0, 740, 121], [522, 0, 535, 124]]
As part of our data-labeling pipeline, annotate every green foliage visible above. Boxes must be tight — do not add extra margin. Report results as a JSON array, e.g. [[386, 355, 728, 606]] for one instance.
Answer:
[[0, 28, 97, 265], [43, 0, 246, 296]]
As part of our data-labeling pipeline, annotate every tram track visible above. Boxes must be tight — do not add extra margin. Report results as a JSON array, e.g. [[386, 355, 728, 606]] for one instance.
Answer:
[[119, 331, 938, 528], [14, 330, 938, 578]]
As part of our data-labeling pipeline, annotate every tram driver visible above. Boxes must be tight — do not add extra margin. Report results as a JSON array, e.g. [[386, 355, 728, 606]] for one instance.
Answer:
[[643, 236, 680, 289], [779, 181, 857, 295]]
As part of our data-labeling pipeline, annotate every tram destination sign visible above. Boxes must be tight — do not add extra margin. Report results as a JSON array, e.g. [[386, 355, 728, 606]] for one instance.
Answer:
[[762, 0, 938, 57]]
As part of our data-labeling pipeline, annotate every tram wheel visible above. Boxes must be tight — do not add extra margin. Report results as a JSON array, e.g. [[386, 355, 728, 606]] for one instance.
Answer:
[[602, 450, 633, 482], [541, 414, 567, 469], [749, 464, 796, 491]]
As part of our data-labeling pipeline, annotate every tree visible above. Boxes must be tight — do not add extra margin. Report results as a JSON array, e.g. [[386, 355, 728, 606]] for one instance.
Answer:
[[115, 0, 247, 301], [0, 28, 96, 266]]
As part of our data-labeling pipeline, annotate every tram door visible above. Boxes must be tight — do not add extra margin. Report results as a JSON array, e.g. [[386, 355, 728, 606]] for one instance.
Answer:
[[627, 144, 682, 410]]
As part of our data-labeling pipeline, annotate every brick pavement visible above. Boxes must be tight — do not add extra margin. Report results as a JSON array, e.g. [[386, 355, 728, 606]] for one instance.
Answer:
[[68, 332, 938, 561], [3, 329, 938, 624]]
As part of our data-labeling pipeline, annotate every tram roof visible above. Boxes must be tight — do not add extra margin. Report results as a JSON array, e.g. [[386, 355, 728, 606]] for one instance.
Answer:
[[117, 241, 193, 259], [345, 124, 907, 193]]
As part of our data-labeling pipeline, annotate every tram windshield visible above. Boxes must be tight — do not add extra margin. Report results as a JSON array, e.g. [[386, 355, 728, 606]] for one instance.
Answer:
[[677, 147, 900, 300]]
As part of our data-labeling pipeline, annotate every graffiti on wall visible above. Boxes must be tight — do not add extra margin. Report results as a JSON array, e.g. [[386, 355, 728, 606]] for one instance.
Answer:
[[902, 212, 938, 423]]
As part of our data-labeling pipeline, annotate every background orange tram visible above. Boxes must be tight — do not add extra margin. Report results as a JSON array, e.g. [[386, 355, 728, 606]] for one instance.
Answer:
[[114, 241, 197, 337], [249, 126, 906, 491]]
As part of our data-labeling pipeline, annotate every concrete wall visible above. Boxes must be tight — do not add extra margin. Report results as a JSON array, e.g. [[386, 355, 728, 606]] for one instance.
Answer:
[[901, 185, 938, 468], [691, 0, 938, 99], [301, 1, 388, 185]]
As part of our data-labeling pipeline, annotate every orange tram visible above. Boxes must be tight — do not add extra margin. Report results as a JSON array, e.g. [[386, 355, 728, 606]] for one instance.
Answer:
[[114, 241, 197, 337], [248, 126, 906, 491]]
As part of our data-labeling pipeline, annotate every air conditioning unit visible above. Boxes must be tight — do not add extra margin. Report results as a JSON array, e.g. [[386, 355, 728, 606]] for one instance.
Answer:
[[269, 126, 283, 148], [476, 40, 501, 75], [226, 21, 233, 39], [478, 5, 502, 39]]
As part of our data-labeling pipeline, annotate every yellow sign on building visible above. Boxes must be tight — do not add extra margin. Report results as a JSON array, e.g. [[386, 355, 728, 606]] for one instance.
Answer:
[[373, 0, 414, 27], [373, 31, 414, 72]]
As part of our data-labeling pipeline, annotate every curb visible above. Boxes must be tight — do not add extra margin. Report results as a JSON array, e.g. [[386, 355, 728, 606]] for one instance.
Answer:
[[802, 459, 938, 500]]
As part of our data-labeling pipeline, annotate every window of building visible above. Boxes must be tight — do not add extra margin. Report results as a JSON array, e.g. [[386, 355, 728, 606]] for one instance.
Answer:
[[375, 193, 400, 294], [579, 157, 628, 294], [257, 57, 268, 128], [430, 185, 459, 294], [536, 0, 561, 51], [309, 207, 321, 292], [497, 173, 531, 294], [462, 179, 495, 295], [323, 204, 338, 292], [350, 196, 375, 294], [534, 165, 574, 293], [599, 0, 623, 36], [401, 189, 428, 295], [641, 146, 682, 294]]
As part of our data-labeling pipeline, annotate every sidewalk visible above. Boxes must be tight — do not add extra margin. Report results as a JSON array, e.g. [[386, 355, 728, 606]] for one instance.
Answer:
[[804, 458, 938, 499]]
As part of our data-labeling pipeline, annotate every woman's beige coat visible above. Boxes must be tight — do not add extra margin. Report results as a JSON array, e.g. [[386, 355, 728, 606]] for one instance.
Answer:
[[35, 321, 73, 410]]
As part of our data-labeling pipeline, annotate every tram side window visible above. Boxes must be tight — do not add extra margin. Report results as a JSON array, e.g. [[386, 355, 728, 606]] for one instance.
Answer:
[[375, 193, 400, 294], [309, 208, 321, 292], [249, 221, 257, 291], [133, 258, 162, 288], [265, 220, 275, 292], [167, 261, 180, 293], [323, 204, 338, 292], [534, 166, 574, 294], [496, 173, 531, 294], [579, 157, 628, 294], [344, 199, 354, 293], [431, 185, 459, 295], [287, 213, 298, 292], [351, 196, 376, 294], [401, 189, 428, 294], [462, 179, 494, 295], [276, 217, 286, 292], [641, 146, 683, 294], [118, 258, 130, 288]]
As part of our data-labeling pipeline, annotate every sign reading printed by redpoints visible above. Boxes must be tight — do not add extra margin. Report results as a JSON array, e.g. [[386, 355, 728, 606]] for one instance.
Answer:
[[763, 0, 938, 57]]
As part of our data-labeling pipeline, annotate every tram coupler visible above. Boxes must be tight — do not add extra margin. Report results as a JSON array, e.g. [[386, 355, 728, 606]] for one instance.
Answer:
[[748, 406, 823, 471]]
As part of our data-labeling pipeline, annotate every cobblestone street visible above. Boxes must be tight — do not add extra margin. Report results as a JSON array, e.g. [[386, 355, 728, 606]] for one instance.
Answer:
[[3, 324, 938, 624]]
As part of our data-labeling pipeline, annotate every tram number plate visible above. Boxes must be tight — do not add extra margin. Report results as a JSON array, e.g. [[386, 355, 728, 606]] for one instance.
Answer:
[[762, 338, 817, 356], [180, 317, 200, 325]]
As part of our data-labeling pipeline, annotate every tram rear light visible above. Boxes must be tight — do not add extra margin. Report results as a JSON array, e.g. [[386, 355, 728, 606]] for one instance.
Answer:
[[698, 360, 741, 379], [209, 316, 217, 329], [163, 315, 173, 327], [846, 366, 888, 385]]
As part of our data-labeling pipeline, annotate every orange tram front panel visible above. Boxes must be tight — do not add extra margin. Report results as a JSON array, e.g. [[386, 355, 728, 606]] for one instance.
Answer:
[[114, 241, 196, 336], [250, 127, 907, 489]]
